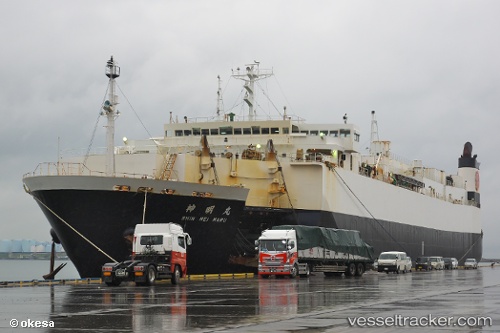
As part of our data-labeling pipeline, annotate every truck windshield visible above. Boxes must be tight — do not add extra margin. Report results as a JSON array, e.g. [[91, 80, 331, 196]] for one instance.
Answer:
[[259, 240, 287, 251]]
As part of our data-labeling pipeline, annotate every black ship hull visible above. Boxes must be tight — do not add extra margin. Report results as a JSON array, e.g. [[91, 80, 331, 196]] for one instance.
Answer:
[[24, 174, 250, 278], [25, 174, 481, 278], [237, 207, 483, 266], [30, 191, 482, 278]]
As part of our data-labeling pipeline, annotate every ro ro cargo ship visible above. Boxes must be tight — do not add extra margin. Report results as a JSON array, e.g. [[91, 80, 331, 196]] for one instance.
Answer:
[[22, 57, 481, 278]]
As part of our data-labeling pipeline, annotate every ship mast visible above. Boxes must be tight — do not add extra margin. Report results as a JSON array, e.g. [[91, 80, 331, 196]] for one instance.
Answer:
[[369, 110, 379, 155], [232, 62, 273, 121], [216, 75, 223, 120], [102, 56, 120, 176]]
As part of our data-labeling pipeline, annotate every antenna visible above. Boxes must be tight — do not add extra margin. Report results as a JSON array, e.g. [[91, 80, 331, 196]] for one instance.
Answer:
[[369, 110, 379, 155]]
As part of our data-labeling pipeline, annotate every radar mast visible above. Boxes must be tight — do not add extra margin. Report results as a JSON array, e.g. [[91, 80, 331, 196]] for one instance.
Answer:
[[231, 62, 273, 121]]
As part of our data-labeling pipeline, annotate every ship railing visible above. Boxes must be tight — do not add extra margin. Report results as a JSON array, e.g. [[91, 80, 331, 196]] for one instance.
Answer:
[[23, 162, 155, 180], [288, 153, 334, 163], [181, 114, 307, 124], [60, 145, 159, 157], [22, 162, 93, 177]]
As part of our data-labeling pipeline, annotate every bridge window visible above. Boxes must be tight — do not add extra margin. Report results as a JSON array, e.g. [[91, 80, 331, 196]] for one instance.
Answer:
[[310, 130, 319, 136], [183, 130, 191, 136], [252, 126, 261, 134], [340, 129, 351, 137], [234, 128, 242, 135], [271, 127, 280, 134], [175, 130, 183, 137], [210, 128, 219, 135], [243, 128, 251, 134], [262, 128, 270, 134], [202, 129, 209, 135], [192, 128, 201, 136], [220, 126, 233, 135]]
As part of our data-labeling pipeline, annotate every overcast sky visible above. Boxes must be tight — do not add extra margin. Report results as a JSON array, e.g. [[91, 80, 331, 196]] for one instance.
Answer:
[[2, 1, 499, 257]]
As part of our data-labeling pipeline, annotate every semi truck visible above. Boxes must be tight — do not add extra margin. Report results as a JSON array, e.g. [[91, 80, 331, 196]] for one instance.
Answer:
[[255, 225, 374, 278], [102, 223, 192, 286]]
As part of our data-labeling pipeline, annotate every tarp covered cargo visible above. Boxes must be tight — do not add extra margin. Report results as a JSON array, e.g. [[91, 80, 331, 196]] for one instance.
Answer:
[[271, 225, 375, 261]]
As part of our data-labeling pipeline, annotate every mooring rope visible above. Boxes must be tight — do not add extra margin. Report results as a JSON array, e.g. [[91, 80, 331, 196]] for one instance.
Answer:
[[29, 194, 118, 263], [331, 165, 408, 253], [457, 231, 483, 263], [142, 190, 147, 224]]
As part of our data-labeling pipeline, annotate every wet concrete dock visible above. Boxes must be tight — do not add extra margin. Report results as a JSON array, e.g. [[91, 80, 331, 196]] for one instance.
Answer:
[[1, 267, 499, 332]]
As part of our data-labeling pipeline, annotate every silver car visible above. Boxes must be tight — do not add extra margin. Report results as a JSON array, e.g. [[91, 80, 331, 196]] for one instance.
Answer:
[[464, 258, 478, 269], [443, 257, 458, 269]]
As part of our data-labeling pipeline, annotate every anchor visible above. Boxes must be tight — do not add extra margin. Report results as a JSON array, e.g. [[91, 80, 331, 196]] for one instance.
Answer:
[[43, 229, 67, 280]]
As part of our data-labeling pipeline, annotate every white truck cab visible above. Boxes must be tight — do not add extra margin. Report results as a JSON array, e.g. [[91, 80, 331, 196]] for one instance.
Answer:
[[133, 223, 191, 257], [103, 223, 192, 286]]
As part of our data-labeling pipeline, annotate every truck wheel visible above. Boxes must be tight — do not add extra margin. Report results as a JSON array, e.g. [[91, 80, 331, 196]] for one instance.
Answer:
[[300, 264, 310, 278], [171, 265, 181, 285], [260, 274, 270, 279], [355, 263, 365, 276], [290, 264, 298, 278], [346, 263, 356, 277], [146, 265, 157, 286]]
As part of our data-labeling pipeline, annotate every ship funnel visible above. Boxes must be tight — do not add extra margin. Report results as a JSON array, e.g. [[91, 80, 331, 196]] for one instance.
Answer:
[[458, 141, 480, 207]]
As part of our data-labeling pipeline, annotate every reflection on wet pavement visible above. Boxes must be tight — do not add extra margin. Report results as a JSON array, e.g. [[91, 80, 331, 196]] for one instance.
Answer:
[[1, 268, 499, 332]]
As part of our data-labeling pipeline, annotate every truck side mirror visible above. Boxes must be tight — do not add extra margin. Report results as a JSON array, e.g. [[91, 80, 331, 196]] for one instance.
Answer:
[[186, 235, 192, 246], [254, 240, 259, 246]]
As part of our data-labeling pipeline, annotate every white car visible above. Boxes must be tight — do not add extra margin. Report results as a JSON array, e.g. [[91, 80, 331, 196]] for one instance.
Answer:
[[464, 258, 478, 269], [429, 256, 444, 270], [377, 251, 411, 274]]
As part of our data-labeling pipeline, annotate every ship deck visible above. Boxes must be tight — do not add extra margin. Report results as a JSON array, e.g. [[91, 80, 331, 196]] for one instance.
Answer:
[[2, 265, 499, 332]]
